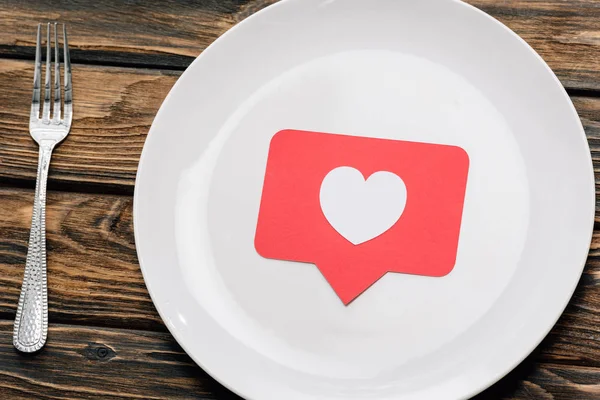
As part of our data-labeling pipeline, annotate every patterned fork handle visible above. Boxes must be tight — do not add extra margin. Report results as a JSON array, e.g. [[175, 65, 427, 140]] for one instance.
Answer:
[[14, 22, 72, 353], [13, 140, 55, 353]]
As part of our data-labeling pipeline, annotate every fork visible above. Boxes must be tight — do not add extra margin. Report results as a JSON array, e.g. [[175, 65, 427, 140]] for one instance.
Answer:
[[13, 23, 72, 353]]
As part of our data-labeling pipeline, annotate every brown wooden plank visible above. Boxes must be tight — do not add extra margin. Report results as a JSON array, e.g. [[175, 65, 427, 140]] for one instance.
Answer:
[[0, 321, 232, 400], [0, 60, 178, 190], [0, 0, 276, 69], [478, 363, 600, 400], [0, 185, 599, 365], [0, 0, 599, 90], [541, 260, 600, 368], [0, 321, 598, 400], [0, 187, 163, 331], [2, 59, 600, 190], [469, 0, 600, 91]]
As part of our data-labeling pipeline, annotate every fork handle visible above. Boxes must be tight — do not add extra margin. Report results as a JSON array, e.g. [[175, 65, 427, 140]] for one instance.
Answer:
[[13, 140, 55, 353]]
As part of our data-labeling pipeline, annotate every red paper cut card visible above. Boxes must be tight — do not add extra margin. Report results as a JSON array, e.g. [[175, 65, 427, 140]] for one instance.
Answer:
[[255, 129, 470, 305]]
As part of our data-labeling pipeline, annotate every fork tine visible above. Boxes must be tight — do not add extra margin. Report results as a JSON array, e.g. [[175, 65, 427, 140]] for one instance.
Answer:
[[53, 23, 61, 122], [30, 24, 42, 121], [42, 23, 51, 122], [62, 24, 72, 125]]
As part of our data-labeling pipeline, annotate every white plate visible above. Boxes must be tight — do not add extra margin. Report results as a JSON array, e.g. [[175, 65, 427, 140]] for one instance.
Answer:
[[133, 0, 595, 399]]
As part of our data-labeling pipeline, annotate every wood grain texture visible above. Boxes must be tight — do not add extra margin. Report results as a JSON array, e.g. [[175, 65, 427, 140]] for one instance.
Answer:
[[0, 0, 245, 58], [0, 0, 599, 90], [476, 361, 600, 400], [0, 0, 276, 69], [470, 0, 600, 91], [0, 187, 163, 331], [0, 321, 598, 400], [484, 364, 600, 400], [2, 59, 600, 191], [0, 321, 233, 400], [0, 185, 599, 365], [0, 60, 178, 191]]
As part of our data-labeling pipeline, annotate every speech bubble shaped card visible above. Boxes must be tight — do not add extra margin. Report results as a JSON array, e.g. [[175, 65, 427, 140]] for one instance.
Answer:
[[255, 129, 470, 305]]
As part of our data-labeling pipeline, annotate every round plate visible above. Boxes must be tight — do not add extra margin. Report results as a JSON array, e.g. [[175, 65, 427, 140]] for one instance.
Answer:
[[134, 1, 594, 399]]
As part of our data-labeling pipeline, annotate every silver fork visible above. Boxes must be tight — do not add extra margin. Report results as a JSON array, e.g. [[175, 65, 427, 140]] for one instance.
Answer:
[[13, 23, 72, 353]]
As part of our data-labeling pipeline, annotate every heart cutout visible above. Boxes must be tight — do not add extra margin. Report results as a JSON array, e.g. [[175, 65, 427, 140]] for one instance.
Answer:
[[319, 166, 407, 245]]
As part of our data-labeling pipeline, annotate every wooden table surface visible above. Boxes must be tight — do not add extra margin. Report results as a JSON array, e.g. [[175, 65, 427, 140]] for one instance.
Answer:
[[0, 1, 599, 399]]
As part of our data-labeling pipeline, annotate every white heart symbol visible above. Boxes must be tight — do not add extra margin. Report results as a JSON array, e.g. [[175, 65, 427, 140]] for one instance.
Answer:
[[319, 167, 407, 245]]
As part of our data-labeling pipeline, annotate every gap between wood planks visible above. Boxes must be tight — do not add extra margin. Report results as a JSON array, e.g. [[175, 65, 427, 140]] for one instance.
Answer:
[[0, 45, 194, 72]]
